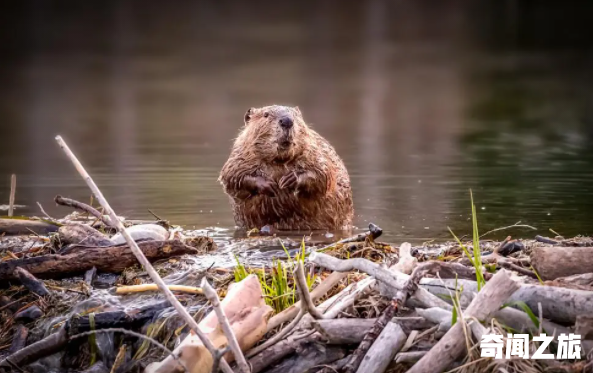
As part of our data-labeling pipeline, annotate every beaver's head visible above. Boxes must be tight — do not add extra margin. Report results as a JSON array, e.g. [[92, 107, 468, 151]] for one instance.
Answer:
[[241, 105, 308, 162]]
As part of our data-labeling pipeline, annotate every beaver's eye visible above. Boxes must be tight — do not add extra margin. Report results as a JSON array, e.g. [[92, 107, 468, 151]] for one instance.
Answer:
[[263, 112, 269, 118]]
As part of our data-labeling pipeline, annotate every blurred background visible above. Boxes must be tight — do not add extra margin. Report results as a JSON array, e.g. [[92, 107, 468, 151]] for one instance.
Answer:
[[0, 0, 592, 242]]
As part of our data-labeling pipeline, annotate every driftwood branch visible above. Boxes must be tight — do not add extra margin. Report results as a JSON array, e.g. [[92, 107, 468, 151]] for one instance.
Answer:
[[201, 278, 250, 373], [309, 252, 451, 310], [54, 195, 114, 228], [407, 269, 520, 373], [55, 135, 233, 373]]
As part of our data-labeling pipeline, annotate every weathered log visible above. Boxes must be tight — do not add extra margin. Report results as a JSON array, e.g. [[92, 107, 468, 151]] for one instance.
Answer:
[[0, 218, 59, 236], [8, 324, 28, 354], [14, 267, 50, 296], [0, 239, 204, 280], [356, 322, 406, 373], [420, 277, 593, 324], [407, 270, 520, 373], [531, 246, 593, 280], [264, 342, 346, 373], [57, 223, 113, 248]]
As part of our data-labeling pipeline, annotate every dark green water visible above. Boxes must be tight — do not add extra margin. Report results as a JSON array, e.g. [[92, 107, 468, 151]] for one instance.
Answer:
[[0, 0, 592, 242]]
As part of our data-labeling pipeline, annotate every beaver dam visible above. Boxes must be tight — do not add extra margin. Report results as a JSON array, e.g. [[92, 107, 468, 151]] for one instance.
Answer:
[[1, 138, 593, 373]]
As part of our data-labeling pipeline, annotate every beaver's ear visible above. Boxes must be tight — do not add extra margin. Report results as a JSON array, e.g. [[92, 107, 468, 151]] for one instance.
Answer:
[[244, 108, 255, 126], [294, 106, 301, 115]]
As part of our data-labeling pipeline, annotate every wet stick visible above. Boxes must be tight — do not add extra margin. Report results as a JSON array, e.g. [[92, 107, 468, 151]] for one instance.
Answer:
[[55, 135, 233, 373], [8, 174, 15, 217]]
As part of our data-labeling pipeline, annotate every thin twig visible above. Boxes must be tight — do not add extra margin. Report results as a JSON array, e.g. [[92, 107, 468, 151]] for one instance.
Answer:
[[55, 135, 233, 373], [201, 277, 250, 373], [8, 174, 16, 217], [479, 222, 537, 238], [36, 202, 58, 223], [148, 209, 164, 221]]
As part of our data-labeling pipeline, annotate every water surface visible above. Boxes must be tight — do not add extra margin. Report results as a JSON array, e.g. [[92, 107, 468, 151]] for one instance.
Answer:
[[1, 1, 592, 242]]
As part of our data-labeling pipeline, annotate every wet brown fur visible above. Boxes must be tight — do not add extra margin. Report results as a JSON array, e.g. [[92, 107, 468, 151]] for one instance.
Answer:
[[219, 105, 354, 230]]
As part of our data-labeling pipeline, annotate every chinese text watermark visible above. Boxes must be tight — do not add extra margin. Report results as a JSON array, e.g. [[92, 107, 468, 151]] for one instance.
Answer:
[[480, 333, 581, 360]]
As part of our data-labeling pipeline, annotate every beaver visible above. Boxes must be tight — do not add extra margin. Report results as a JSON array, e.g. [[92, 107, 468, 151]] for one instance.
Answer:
[[218, 105, 354, 231]]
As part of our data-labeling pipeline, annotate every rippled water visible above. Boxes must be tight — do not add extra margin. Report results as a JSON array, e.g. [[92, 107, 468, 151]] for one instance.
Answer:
[[1, 1, 592, 243]]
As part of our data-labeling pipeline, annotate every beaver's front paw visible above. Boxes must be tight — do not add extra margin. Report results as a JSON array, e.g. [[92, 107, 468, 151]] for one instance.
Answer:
[[254, 177, 279, 197], [279, 172, 299, 191]]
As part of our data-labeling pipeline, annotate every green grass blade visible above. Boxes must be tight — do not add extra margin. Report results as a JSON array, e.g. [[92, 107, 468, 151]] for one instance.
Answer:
[[503, 301, 543, 332], [470, 189, 485, 291], [88, 313, 97, 365]]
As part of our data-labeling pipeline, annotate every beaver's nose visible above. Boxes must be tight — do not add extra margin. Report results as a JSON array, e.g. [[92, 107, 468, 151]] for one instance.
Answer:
[[279, 116, 293, 129]]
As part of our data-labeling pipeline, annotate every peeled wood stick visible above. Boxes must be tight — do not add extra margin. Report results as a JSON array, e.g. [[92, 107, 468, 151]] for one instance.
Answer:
[[201, 278, 250, 373], [115, 284, 203, 295], [8, 174, 16, 217], [55, 135, 232, 373], [309, 251, 451, 310], [407, 269, 519, 373]]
